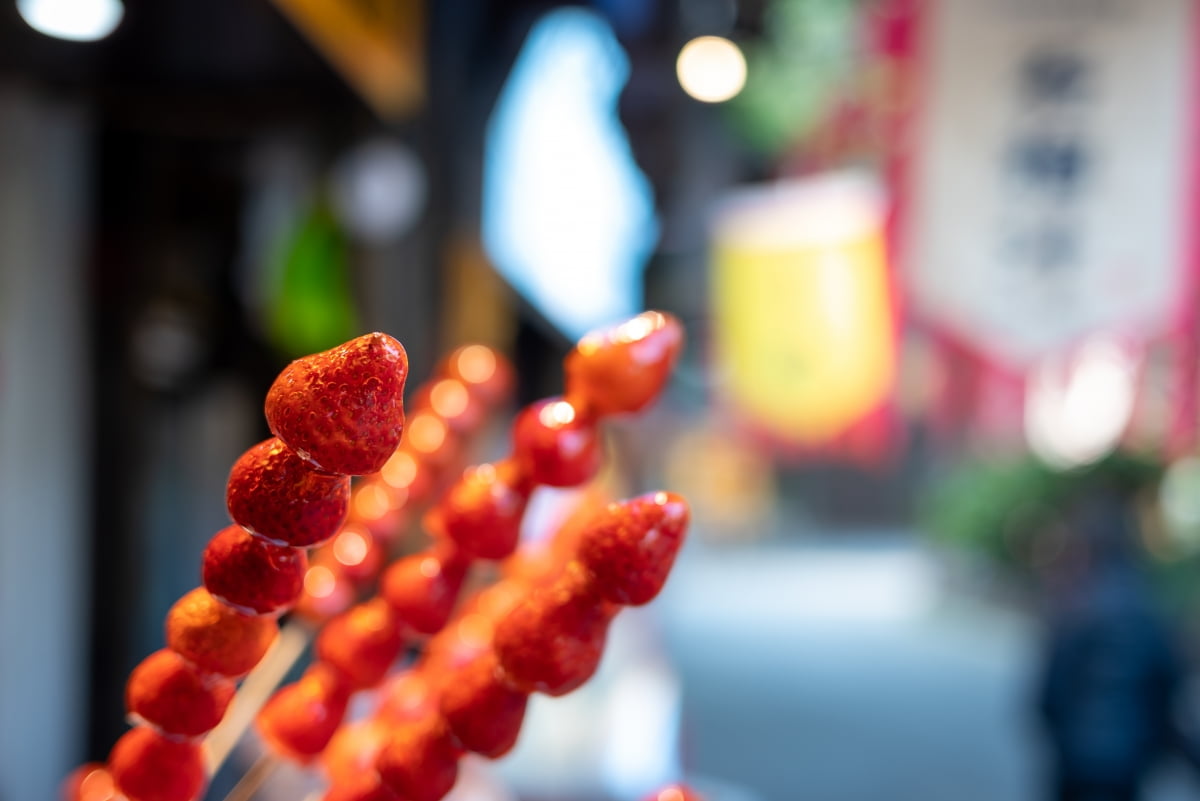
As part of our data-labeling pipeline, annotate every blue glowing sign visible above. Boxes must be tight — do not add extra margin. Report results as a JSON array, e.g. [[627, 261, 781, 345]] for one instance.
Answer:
[[483, 7, 658, 340]]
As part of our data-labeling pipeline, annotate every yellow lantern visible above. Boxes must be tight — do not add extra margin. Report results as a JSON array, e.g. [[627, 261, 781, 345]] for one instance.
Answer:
[[711, 171, 896, 445]]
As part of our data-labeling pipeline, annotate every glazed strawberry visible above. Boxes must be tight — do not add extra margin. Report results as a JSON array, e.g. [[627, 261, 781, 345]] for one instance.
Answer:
[[323, 719, 390, 787], [294, 555, 357, 624], [415, 378, 487, 433], [381, 545, 469, 634], [62, 763, 116, 801], [493, 562, 617, 696], [126, 649, 235, 739], [108, 726, 205, 801], [315, 599, 405, 689], [257, 663, 352, 762], [436, 460, 531, 560], [642, 785, 706, 801], [165, 588, 277, 677], [512, 397, 603, 487], [226, 438, 350, 547], [348, 479, 407, 545], [328, 524, 385, 584], [403, 410, 459, 469], [265, 332, 410, 475], [376, 711, 461, 801], [379, 445, 436, 508], [441, 344, 514, 407], [564, 311, 683, 417], [440, 650, 529, 757], [322, 774, 402, 801], [202, 524, 307, 614], [375, 669, 438, 724], [577, 492, 690, 606]]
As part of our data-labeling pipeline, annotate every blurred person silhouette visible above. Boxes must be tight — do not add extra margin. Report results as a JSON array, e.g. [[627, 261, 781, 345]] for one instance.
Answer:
[[1036, 486, 1200, 801]]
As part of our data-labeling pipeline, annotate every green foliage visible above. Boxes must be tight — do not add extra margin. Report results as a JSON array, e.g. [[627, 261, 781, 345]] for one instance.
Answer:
[[727, 0, 861, 156], [921, 451, 1163, 567]]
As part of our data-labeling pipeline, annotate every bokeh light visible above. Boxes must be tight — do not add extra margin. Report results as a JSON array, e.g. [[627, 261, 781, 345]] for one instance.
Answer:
[[17, 0, 123, 41], [676, 36, 747, 103]]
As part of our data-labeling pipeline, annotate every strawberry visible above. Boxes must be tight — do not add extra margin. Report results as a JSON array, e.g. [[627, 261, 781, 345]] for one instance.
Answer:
[[108, 726, 205, 801], [642, 786, 707, 801], [379, 445, 436, 508], [512, 397, 603, 487], [315, 599, 405, 690], [376, 711, 461, 801], [374, 670, 438, 725], [439, 650, 529, 758], [414, 378, 487, 434], [436, 460, 531, 560], [440, 344, 514, 407], [321, 774, 402, 801], [294, 554, 357, 624], [256, 663, 352, 762], [226, 438, 350, 548], [380, 544, 469, 634], [165, 588, 277, 678], [564, 311, 683, 417], [347, 478, 407, 545], [125, 649, 235, 739], [493, 562, 617, 696], [327, 524, 385, 584], [402, 409, 459, 470], [577, 492, 690, 606], [61, 763, 116, 801], [202, 524, 306, 615], [322, 719, 390, 788], [265, 332, 409, 476]]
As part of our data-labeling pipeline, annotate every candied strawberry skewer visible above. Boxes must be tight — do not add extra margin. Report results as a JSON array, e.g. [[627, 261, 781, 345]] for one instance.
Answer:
[[64, 333, 411, 801], [336, 491, 689, 801], [292, 344, 514, 623], [256, 313, 684, 773]]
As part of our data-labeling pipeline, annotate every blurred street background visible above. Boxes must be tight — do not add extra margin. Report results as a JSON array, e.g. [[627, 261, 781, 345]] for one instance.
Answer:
[[6, 1, 1200, 800]]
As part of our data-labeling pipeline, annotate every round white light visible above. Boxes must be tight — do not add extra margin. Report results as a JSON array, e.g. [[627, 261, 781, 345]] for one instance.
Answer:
[[1024, 338, 1137, 469], [676, 35, 747, 103], [330, 138, 427, 244], [17, 0, 124, 42]]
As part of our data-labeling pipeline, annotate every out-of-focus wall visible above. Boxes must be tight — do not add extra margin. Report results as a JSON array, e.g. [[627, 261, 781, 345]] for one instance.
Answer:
[[0, 85, 92, 800]]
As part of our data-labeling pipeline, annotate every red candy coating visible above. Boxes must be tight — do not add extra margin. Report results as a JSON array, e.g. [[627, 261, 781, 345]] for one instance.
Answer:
[[125, 649, 235, 739], [323, 719, 389, 787], [257, 663, 352, 762], [577, 492, 690, 606], [316, 599, 405, 690], [437, 461, 531, 560], [493, 562, 616, 696], [108, 726, 205, 801], [375, 670, 439, 724], [414, 378, 487, 434], [381, 545, 468, 635], [641, 786, 707, 801], [440, 344, 514, 407], [376, 712, 461, 801], [294, 555, 357, 624], [62, 763, 116, 801], [165, 588, 277, 677], [564, 311, 683, 417], [512, 397, 603, 487], [202, 524, 307, 615], [440, 650, 529, 758], [322, 774, 402, 801], [265, 332, 409, 476], [327, 524, 385, 584], [226, 438, 350, 548]]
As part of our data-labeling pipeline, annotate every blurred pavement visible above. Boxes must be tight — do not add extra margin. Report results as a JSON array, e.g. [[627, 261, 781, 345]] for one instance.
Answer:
[[657, 538, 1200, 801]]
